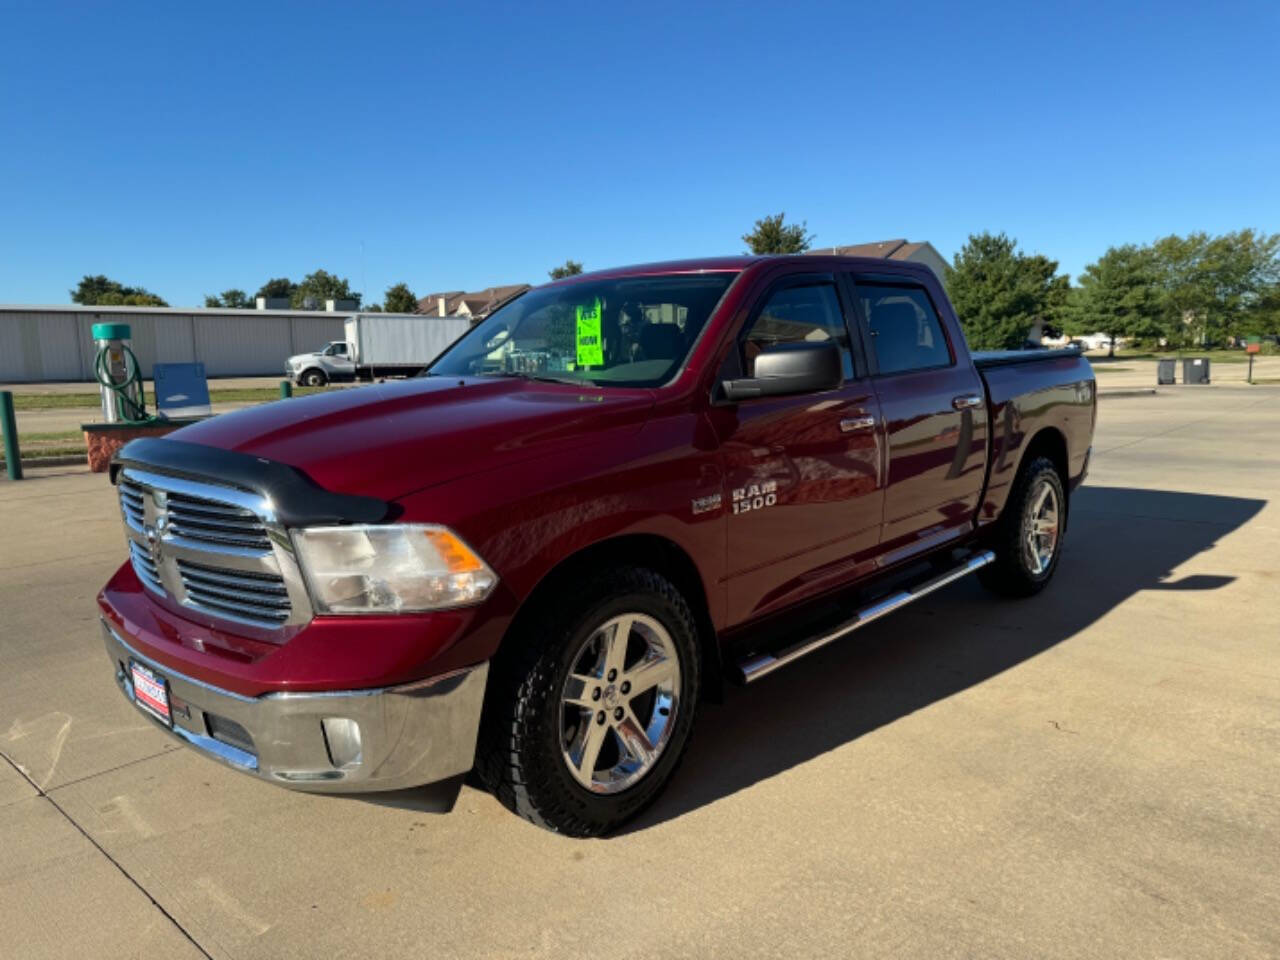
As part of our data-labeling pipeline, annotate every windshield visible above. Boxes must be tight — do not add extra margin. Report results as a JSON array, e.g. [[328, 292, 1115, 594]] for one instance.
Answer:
[[428, 273, 738, 387]]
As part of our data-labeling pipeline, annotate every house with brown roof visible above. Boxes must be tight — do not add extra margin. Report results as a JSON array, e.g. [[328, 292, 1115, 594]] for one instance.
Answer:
[[419, 290, 465, 316], [418, 284, 531, 321], [807, 239, 949, 282]]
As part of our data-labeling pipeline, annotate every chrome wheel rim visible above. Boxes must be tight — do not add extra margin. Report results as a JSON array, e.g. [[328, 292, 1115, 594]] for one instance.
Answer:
[[1023, 480, 1060, 575], [559, 613, 681, 795]]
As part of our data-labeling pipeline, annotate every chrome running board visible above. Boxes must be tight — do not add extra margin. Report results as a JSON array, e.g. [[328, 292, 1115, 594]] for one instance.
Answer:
[[737, 550, 996, 683]]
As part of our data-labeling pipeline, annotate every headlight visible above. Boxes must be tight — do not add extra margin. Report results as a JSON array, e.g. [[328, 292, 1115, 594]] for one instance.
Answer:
[[293, 524, 497, 614]]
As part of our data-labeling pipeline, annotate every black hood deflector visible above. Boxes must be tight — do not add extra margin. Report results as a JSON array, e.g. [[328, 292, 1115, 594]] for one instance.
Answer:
[[110, 437, 392, 527]]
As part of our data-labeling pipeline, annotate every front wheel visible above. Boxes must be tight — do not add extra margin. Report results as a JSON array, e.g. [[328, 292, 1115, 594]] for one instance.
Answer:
[[979, 456, 1066, 597], [476, 567, 701, 836], [299, 368, 327, 387]]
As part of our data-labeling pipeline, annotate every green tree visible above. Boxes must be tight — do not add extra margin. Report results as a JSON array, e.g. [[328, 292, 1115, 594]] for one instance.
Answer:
[[291, 269, 361, 310], [1254, 283, 1280, 340], [70, 274, 167, 307], [1066, 245, 1166, 355], [204, 288, 252, 308], [548, 259, 584, 280], [742, 212, 813, 254], [382, 282, 418, 313], [1151, 230, 1280, 345], [71, 275, 120, 304], [945, 232, 1069, 350], [255, 277, 297, 301]]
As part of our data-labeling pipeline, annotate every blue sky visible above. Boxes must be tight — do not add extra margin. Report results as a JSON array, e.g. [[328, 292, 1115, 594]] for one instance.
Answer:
[[1, 0, 1276, 307]]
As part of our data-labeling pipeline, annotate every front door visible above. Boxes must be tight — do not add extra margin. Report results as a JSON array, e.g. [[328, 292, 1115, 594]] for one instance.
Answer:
[[324, 342, 356, 379], [849, 277, 987, 561], [715, 274, 886, 626]]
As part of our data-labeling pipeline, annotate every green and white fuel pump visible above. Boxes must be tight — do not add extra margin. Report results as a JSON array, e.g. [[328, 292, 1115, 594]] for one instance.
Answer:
[[92, 322, 149, 423]]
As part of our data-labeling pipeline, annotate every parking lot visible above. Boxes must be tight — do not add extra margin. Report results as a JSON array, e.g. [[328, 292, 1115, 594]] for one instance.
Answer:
[[2, 385, 1278, 959]]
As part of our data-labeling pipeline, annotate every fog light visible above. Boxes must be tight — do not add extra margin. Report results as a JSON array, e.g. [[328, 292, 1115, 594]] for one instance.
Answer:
[[322, 717, 363, 769]]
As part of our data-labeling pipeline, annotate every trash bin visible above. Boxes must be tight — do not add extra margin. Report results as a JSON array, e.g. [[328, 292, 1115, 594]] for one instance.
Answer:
[[1157, 359, 1176, 385], [1182, 357, 1210, 385]]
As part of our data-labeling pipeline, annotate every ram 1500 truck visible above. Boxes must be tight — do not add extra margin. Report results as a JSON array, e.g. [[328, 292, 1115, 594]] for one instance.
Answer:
[[100, 255, 1095, 836]]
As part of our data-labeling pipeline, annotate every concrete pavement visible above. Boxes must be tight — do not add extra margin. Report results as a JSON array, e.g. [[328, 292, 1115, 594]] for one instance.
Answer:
[[1, 387, 1278, 958]]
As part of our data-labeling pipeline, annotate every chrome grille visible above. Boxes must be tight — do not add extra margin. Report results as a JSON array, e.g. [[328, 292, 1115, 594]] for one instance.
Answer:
[[166, 493, 272, 551], [115, 467, 311, 634], [120, 481, 146, 528], [178, 559, 291, 625], [128, 539, 163, 594]]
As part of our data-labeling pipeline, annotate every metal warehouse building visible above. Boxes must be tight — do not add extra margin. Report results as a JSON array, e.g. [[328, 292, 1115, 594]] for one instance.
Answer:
[[0, 304, 395, 382]]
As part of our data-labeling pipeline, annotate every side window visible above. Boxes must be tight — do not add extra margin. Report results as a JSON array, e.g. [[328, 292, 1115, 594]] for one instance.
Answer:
[[741, 282, 855, 380], [857, 283, 952, 374]]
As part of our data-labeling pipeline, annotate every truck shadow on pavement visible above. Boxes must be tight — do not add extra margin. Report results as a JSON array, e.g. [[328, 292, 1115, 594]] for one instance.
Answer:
[[625, 485, 1266, 833]]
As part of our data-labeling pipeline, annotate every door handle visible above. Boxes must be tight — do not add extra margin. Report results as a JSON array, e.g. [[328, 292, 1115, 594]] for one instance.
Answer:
[[840, 415, 876, 433], [952, 394, 983, 410]]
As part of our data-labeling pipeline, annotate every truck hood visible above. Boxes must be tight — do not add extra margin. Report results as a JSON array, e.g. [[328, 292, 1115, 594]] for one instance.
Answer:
[[169, 377, 654, 502], [287, 352, 322, 364]]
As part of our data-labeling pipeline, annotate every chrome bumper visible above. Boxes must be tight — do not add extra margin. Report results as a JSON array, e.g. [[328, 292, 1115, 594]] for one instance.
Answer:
[[102, 619, 488, 793]]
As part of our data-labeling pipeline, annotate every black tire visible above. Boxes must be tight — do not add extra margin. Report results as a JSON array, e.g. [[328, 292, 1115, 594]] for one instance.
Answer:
[[979, 456, 1067, 597], [300, 368, 327, 387], [476, 567, 701, 837]]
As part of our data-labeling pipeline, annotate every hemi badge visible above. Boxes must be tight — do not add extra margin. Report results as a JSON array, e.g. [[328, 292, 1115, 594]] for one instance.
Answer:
[[691, 493, 722, 516]]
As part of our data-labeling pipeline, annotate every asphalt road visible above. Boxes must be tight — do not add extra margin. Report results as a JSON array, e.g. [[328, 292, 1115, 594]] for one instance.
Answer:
[[2, 386, 1278, 959]]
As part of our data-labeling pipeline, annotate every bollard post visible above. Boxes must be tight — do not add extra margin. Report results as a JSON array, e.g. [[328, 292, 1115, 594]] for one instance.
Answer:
[[1, 391, 23, 481], [279, 380, 293, 399]]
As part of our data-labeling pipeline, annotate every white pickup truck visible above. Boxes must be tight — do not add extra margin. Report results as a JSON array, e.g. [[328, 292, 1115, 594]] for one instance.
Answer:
[[286, 314, 473, 386]]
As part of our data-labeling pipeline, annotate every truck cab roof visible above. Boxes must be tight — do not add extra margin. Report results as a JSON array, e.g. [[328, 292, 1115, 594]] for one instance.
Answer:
[[543, 254, 939, 287]]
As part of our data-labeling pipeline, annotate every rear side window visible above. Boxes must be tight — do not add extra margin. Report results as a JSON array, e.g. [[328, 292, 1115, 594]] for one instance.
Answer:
[[742, 282, 855, 380], [856, 283, 952, 374]]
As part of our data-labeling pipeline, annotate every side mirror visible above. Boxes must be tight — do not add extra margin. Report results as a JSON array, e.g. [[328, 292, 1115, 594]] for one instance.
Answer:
[[721, 341, 843, 401]]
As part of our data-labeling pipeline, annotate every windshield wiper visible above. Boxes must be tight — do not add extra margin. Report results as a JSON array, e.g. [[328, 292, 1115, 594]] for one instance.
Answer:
[[476, 371, 589, 387]]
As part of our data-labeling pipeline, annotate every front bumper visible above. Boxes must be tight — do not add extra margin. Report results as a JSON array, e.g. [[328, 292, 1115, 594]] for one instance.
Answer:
[[102, 618, 488, 793]]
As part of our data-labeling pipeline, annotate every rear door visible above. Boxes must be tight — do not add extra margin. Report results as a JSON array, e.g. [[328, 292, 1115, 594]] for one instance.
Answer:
[[717, 272, 886, 624], [848, 273, 987, 561]]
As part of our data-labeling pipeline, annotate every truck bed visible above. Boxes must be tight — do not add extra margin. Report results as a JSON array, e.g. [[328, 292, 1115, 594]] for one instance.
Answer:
[[971, 346, 1083, 369], [972, 345, 1095, 531]]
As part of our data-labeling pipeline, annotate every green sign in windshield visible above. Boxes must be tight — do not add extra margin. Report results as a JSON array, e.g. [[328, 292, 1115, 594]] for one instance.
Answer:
[[575, 298, 604, 368]]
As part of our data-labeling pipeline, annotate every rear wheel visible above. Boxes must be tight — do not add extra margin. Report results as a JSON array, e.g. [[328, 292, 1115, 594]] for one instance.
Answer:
[[979, 456, 1066, 597], [476, 567, 700, 836]]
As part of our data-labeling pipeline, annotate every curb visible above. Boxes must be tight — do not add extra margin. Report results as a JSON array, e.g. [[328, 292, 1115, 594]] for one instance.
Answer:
[[1098, 389, 1159, 399], [1, 454, 88, 473]]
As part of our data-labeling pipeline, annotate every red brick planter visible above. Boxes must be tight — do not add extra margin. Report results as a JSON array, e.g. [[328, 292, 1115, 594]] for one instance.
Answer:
[[82, 419, 203, 473]]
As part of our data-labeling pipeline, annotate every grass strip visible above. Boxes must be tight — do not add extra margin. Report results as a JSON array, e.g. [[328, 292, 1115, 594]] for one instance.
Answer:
[[11, 385, 332, 410], [3, 429, 86, 463]]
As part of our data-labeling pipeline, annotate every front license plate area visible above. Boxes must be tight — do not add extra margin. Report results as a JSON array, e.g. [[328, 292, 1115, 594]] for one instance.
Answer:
[[130, 660, 172, 727]]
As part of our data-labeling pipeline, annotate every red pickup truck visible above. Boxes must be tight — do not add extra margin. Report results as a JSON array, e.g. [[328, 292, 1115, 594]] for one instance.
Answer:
[[100, 255, 1095, 836]]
